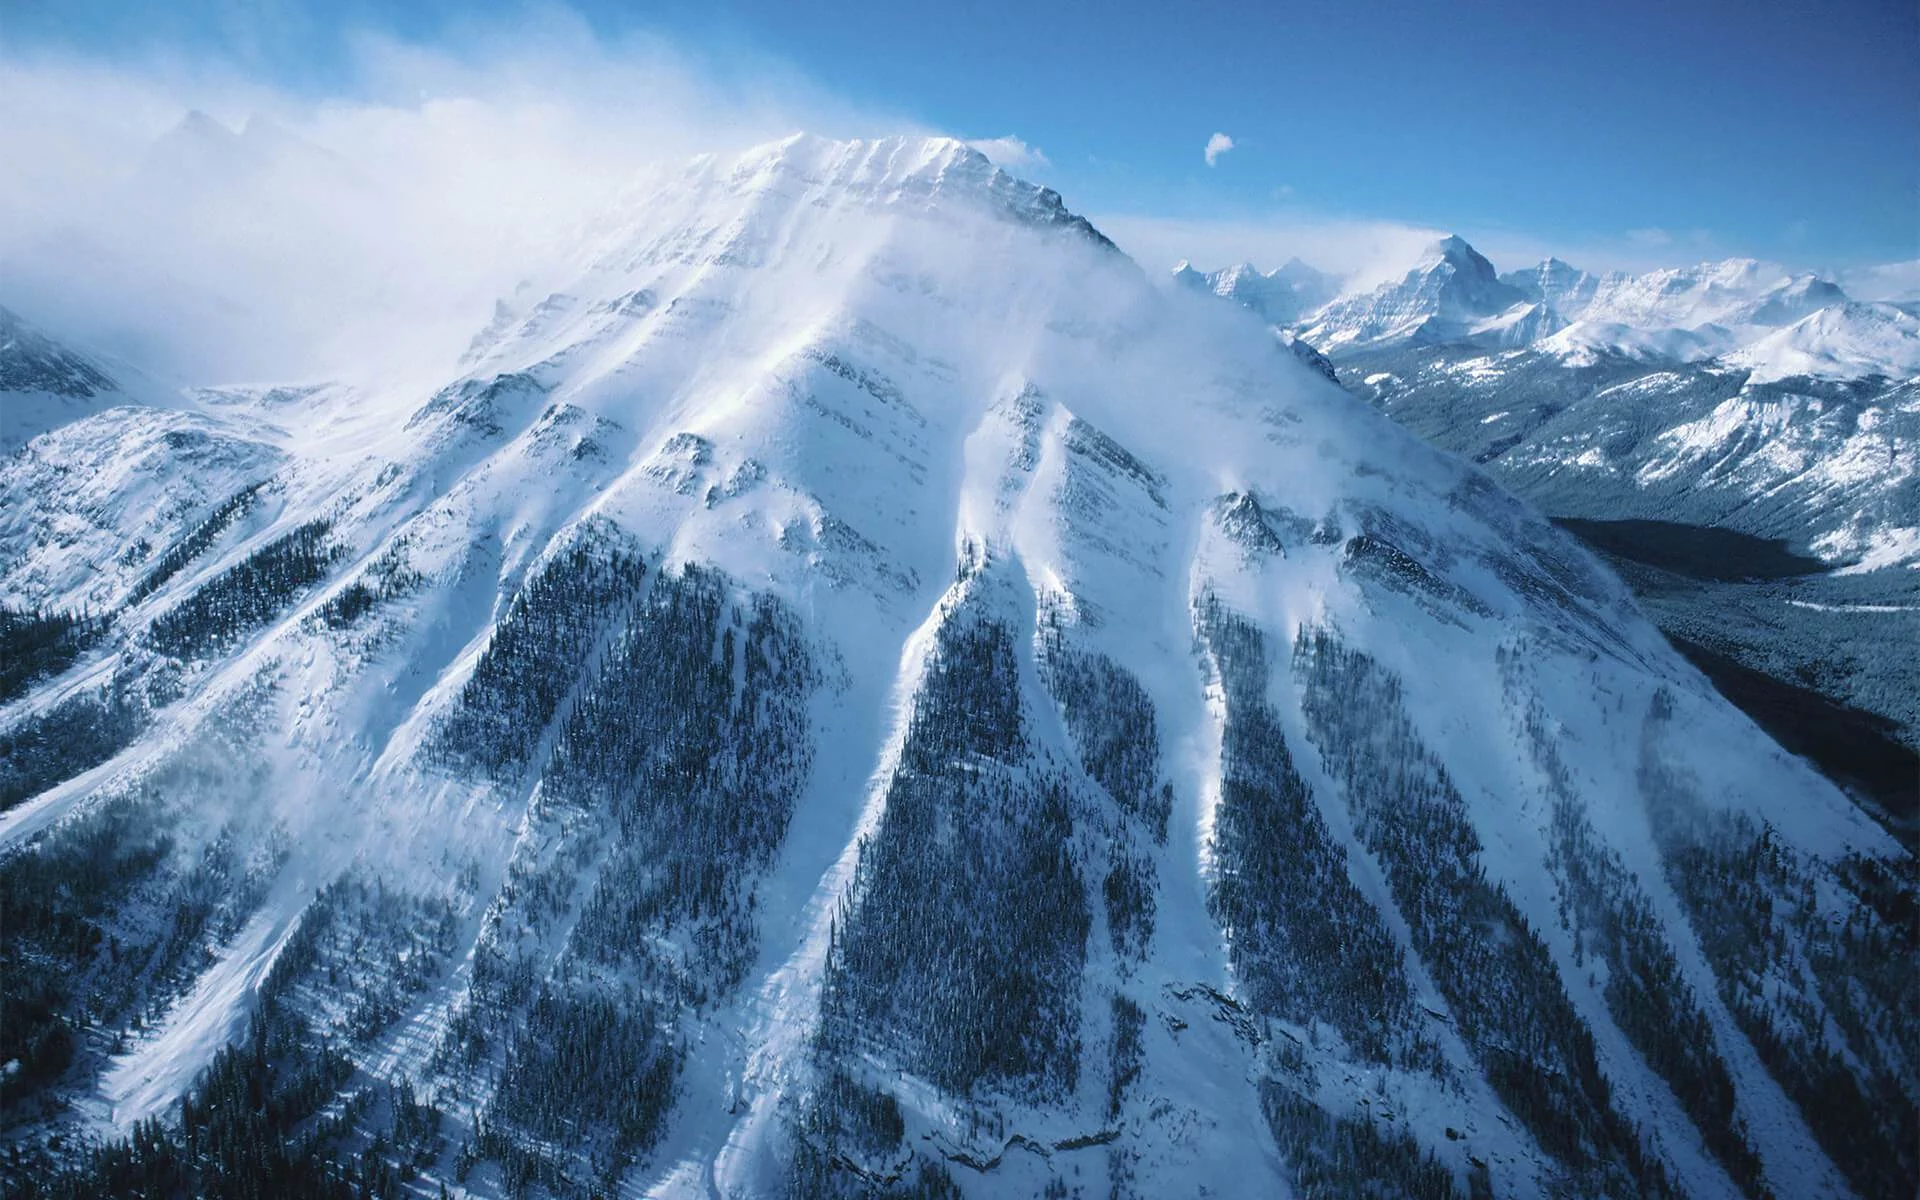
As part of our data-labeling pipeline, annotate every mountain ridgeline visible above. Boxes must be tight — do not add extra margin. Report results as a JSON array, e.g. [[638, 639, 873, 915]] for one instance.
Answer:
[[0, 135, 1912, 1199], [1182, 235, 1920, 843]]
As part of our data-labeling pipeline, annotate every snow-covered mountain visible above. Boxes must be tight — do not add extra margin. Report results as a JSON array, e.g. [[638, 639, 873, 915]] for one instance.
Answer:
[[0, 306, 144, 453], [1247, 237, 1916, 378], [1173, 257, 1336, 326], [2, 135, 1914, 1200], [1185, 235, 1918, 834], [1182, 236, 1920, 572], [1295, 235, 1530, 350], [1501, 255, 1601, 315], [1727, 300, 1920, 384]]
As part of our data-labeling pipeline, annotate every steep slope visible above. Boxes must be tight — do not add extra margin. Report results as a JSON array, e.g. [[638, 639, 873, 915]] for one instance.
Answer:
[[1298, 235, 1526, 350], [0, 306, 140, 452], [1, 135, 1912, 1200], [1341, 341, 1920, 787], [1500, 256, 1600, 314], [1250, 238, 1920, 794]]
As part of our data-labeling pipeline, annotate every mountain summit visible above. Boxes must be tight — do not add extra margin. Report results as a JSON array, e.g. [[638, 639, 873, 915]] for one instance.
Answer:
[[1298, 233, 1528, 349], [1, 135, 1912, 1200], [1500, 255, 1600, 314]]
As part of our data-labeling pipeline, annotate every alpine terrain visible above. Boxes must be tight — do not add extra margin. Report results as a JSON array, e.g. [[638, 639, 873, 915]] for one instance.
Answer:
[[1182, 237, 1920, 839], [1, 135, 1914, 1200]]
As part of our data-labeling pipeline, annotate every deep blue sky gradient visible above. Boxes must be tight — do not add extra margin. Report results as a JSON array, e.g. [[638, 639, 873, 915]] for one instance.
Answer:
[[5, 0, 1915, 266]]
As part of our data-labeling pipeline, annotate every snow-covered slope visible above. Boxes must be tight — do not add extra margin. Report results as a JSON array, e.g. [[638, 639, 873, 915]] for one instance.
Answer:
[[1188, 236, 1920, 572], [1265, 238, 1915, 385], [1, 135, 1913, 1200], [1297, 235, 1526, 350], [0, 306, 149, 452], [1534, 318, 1735, 367], [1726, 300, 1920, 384], [1366, 349, 1920, 588], [1500, 255, 1600, 315], [1570, 259, 1793, 330], [1486, 257, 1895, 375]]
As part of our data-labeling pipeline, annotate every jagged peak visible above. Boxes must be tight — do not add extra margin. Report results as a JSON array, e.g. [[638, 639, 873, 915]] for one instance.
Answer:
[[1500, 257, 1594, 304], [1421, 233, 1480, 263], [1411, 234, 1502, 279], [1528, 255, 1588, 279], [1375, 235, 1503, 295]]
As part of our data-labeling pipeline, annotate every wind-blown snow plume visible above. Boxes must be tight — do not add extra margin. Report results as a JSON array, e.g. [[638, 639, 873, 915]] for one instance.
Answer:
[[1, 131, 1911, 1200], [0, 17, 908, 384]]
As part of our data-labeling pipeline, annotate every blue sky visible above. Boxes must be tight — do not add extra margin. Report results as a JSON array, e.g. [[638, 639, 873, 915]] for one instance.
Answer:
[[4, 0, 1916, 272]]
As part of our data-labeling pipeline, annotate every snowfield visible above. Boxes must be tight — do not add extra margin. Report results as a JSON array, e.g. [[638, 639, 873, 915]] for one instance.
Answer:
[[0, 134, 1913, 1200]]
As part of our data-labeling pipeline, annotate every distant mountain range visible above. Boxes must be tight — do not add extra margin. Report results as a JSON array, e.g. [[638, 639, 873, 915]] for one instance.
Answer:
[[1174, 236, 1919, 833], [1174, 234, 1917, 578], [1185, 238, 1920, 380]]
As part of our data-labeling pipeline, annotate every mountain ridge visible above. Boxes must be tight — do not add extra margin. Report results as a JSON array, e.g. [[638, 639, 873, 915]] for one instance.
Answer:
[[0, 134, 1912, 1200], [1178, 232, 1920, 573]]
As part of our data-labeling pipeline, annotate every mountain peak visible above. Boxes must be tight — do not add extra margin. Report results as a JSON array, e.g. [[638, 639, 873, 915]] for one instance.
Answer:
[[712, 133, 1117, 252], [141, 110, 242, 174], [1298, 234, 1519, 348], [1422, 233, 1483, 266], [3, 121, 1911, 1200], [1413, 235, 1507, 290], [1172, 258, 1336, 326], [1500, 256, 1596, 310]]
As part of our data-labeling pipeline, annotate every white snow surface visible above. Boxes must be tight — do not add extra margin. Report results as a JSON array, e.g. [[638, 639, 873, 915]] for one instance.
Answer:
[[0, 134, 1903, 1199], [1245, 236, 1914, 387], [1725, 301, 1920, 384]]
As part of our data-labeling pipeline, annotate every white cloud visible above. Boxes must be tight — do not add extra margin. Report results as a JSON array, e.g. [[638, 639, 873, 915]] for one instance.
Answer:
[[0, 16, 1860, 387], [0, 15, 911, 384], [964, 135, 1048, 172], [1096, 211, 1442, 292], [1841, 259, 1920, 302]]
